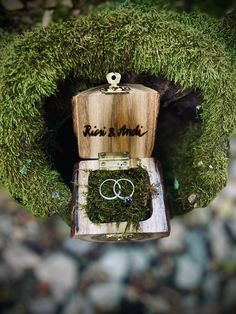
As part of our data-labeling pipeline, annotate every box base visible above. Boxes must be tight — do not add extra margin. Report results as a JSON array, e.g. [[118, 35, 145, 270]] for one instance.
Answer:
[[71, 158, 170, 242]]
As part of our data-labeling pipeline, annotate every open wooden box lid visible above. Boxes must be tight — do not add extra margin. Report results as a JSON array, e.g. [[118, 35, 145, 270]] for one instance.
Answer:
[[72, 82, 160, 159]]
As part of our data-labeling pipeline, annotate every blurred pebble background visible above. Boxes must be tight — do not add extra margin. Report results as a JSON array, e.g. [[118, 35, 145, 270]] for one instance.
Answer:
[[0, 134, 236, 314], [0, 1, 236, 313]]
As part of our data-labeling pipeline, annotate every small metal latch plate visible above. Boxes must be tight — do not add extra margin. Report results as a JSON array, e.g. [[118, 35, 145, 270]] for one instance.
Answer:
[[98, 152, 130, 170], [100, 72, 130, 94]]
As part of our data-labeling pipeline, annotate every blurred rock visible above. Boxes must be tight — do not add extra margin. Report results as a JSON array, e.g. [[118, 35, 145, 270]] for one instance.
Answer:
[[62, 295, 93, 314], [34, 253, 78, 301], [184, 208, 210, 227], [0, 215, 13, 237], [80, 262, 109, 287], [222, 183, 236, 199], [3, 244, 41, 273], [54, 218, 70, 239], [72, 9, 81, 17], [127, 247, 153, 273], [203, 272, 220, 300], [208, 218, 230, 263], [222, 278, 236, 311], [185, 229, 208, 266], [45, 0, 58, 8], [88, 282, 125, 312], [156, 256, 175, 279], [61, 0, 73, 8], [226, 209, 236, 241], [24, 221, 40, 239], [159, 218, 185, 252], [63, 239, 96, 257], [1, 0, 24, 10], [175, 255, 203, 290], [142, 294, 172, 313], [230, 134, 236, 151], [27, 296, 57, 314], [12, 226, 28, 241], [0, 263, 15, 282], [97, 248, 130, 281], [197, 303, 221, 314], [26, 0, 44, 9], [181, 295, 198, 314], [42, 9, 54, 27], [97, 247, 152, 281], [210, 194, 234, 217]]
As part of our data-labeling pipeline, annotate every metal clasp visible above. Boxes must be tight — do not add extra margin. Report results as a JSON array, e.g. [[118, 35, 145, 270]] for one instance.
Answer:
[[100, 72, 130, 94], [98, 152, 130, 170]]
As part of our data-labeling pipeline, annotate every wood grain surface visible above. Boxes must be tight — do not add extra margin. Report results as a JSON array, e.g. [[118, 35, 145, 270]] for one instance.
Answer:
[[72, 84, 160, 159]]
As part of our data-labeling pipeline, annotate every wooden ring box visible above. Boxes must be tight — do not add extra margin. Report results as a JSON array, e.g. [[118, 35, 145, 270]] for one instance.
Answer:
[[71, 84, 170, 241]]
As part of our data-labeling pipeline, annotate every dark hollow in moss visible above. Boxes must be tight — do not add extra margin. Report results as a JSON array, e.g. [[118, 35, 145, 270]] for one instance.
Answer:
[[86, 166, 152, 230]]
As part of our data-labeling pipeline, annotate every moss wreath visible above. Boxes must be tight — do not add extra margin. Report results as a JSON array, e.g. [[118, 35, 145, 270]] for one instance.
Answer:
[[0, 5, 236, 223]]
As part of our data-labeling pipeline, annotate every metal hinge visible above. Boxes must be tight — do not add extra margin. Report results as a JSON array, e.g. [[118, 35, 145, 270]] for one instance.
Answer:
[[98, 152, 130, 170]]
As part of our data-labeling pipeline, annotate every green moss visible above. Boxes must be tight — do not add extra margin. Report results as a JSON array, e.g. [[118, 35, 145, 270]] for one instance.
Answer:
[[0, 5, 236, 221], [86, 167, 152, 231]]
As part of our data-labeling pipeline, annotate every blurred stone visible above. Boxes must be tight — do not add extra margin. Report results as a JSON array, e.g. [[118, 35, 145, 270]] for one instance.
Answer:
[[0, 237, 4, 250], [229, 159, 236, 178], [226, 210, 236, 240], [175, 255, 203, 290], [184, 208, 210, 227], [44, 0, 58, 8], [34, 281, 51, 295], [203, 273, 220, 300], [62, 295, 93, 314], [54, 217, 69, 239], [159, 218, 185, 252], [97, 248, 130, 281], [156, 256, 175, 279], [24, 221, 40, 239], [26, 0, 44, 9], [0, 263, 15, 282], [42, 10, 54, 27], [230, 135, 236, 156], [63, 239, 96, 256], [81, 262, 109, 286], [96, 247, 153, 281], [0, 215, 13, 237], [142, 294, 172, 313], [27, 296, 57, 314], [3, 244, 41, 273], [181, 295, 198, 314], [222, 278, 236, 310], [88, 282, 125, 311], [1, 0, 24, 10], [72, 9, 81, 17], [61, 0, 73, 8], [208, 218, 230, 263], [198, 303, 221, 314], [34, 253, 77, 301], [13, 226, 30, 241], [185, 230, 208, 266], [210, 194, 234, 217], [127, 247, 153, 273], [222, 183, 236, 199]]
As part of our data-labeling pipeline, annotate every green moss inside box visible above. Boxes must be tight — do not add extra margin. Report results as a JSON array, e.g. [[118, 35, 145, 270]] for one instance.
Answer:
[[0, 4, 236, 223], [86, 167, 153, 231]]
